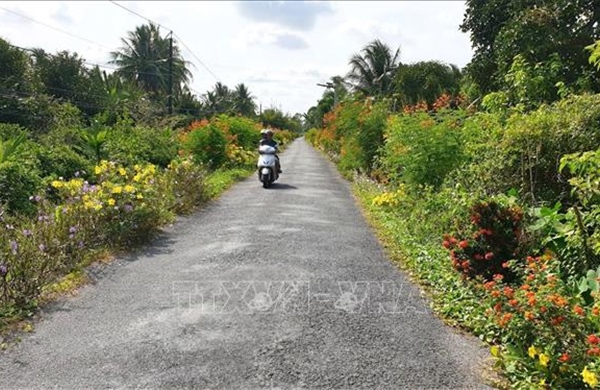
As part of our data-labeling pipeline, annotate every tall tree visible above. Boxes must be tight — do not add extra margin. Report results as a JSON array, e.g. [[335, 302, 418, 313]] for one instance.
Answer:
[[30, 49, 105, 117], [0, 37, 35, 126], [232, 83, 256, 117], [461, 0, 600, 96], [346, 39, 401, 97], [110, 23, 192, 100]]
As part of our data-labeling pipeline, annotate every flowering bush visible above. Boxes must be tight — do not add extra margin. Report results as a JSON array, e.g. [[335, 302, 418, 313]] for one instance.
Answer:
[[163, 157, 207, 215], [0, 196, 86, 308], [483, 252, 600, 389], [444, 199, 525, 282], [50, 160, 173, 247], [371, 186, 406, 208]]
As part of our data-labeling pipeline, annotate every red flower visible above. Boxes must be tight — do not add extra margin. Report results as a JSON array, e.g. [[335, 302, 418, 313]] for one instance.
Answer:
[[588, 334, 600, 345], [484, 252, 495, 260], [558, 353, 570, 362], [442, 240, 451, 249], [588, 347, 600, 356], [551, 316, 564, 326], [459, 240, 469, 249]]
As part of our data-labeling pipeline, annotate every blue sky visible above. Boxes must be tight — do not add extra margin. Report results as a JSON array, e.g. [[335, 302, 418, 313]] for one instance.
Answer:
[[0, 1, 474, 115]]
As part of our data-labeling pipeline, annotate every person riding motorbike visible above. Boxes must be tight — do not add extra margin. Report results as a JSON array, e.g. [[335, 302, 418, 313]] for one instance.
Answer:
[[259, 129, 282, 173]]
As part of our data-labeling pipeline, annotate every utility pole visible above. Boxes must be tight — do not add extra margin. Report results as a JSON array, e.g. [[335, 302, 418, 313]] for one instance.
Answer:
[[168, 31, 173, 115], [317, 82, 337, 107]]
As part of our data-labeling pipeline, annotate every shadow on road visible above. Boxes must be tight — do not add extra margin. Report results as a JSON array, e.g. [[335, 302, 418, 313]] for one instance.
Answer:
[[268, 183, 298, 190]]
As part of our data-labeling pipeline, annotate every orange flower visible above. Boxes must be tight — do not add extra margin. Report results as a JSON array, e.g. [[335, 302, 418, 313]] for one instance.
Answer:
[[498, 313, 513, 327], [593, 307, 600, 316], [526, 274, 536, 282], [491, 291, 501, 298], [503, 287, 514, 298], [558, 353, 570, 362], [574, 305, 586, 317], [521, 284, 531, 291], [508, 299, 519, 307], [524, 311, 535, 321]]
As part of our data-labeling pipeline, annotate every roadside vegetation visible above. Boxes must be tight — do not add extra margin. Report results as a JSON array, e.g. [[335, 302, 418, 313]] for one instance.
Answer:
[[306, 1, 600, 388]]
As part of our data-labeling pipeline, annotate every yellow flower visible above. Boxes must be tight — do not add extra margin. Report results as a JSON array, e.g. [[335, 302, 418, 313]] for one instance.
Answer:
[[528, 346, 538, 359], [539, 353, 550, 367], [124, 185, 135, 193], [93, 203, 102, 211], [94, 166, 102, 175], [133, 174, 142, 182], [136, 193, 144, 199], [108, 198, 115, 206], [490, 345, 500, 357], [583, 367, 598, 388], [112, 186, 123, 194], [539, 379, 546, 386], [118, 168, 127, 176], [51, 180, 63, 188], [84, 201, 95, 209]]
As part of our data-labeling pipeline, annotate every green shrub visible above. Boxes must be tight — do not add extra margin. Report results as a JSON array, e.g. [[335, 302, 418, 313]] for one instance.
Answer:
[[105, 123, 179, 168], [34, 144, 93, 180], [184, 124, 227, 170], [214, 115, 260, 150], [381, 109, 467, 188], [468, 94, 600, 205], [0, 162, 42, 215]]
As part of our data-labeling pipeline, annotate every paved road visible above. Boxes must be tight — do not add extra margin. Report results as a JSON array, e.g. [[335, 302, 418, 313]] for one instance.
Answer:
[[0, 138, 490, 389]]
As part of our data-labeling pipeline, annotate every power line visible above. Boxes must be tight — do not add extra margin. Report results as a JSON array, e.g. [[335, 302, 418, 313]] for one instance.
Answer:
[[107, 0, 221, 82], [0, 5, 113, 51], [172, 32, 220, 82], [108, 0, 168, 32]]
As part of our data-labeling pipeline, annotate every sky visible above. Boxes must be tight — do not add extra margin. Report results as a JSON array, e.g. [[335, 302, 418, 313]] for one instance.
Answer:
[[0, 1, 474, 115]]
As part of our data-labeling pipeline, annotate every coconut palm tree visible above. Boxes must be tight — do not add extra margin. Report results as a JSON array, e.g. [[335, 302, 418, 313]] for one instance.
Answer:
[[110, 23, 192, 100], [232, 83, 256, 117], [346, 39, 401, 97]]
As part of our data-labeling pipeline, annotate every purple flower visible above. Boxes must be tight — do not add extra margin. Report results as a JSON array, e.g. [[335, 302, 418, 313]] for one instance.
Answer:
[[124, 204, 134, 213], [69, 226, 77, 234], [38, 244, 46, 252], [77, 240, 85, 249], [22, 229, 32, 237], [10, 240, 17, 255], [0, 264, 7, 278]]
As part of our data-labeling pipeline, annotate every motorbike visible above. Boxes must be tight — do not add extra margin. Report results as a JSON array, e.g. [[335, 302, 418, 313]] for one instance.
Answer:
[[257, 144, 279, 188]]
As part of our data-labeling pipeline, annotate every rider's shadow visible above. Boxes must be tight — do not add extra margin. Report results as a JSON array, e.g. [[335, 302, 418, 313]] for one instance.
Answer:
[[269, 183, 297, 190]]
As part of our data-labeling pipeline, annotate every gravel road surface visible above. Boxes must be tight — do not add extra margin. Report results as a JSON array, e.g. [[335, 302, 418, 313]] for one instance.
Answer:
[[0, 138, 491, 389]]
